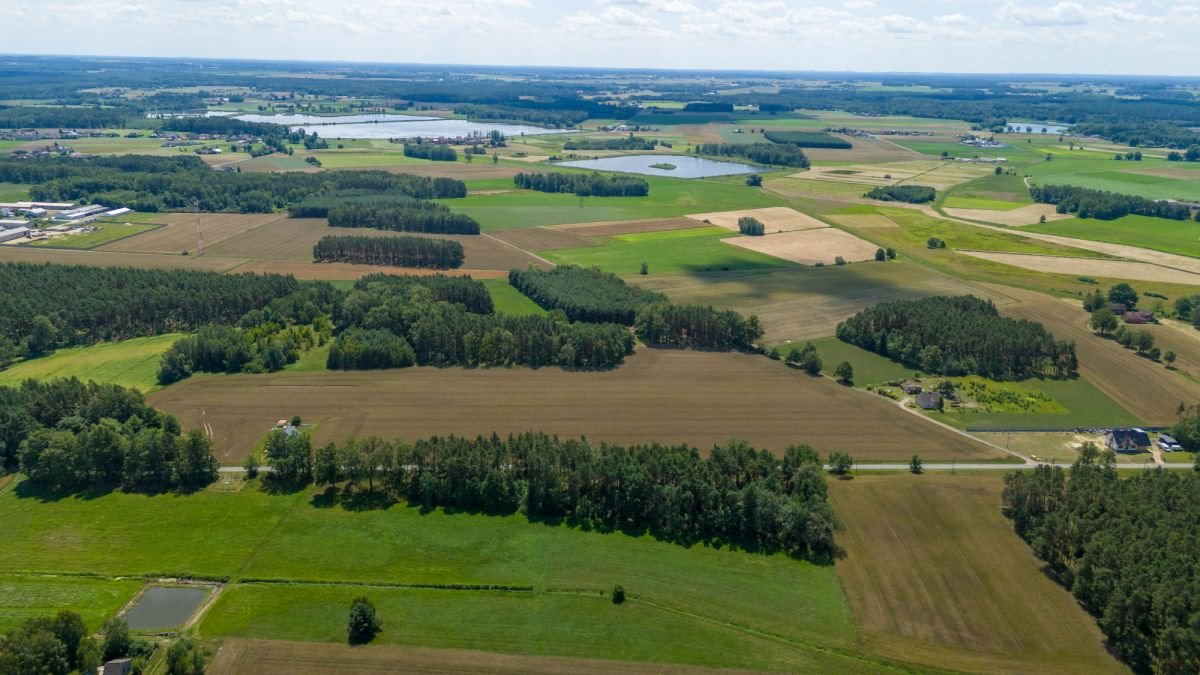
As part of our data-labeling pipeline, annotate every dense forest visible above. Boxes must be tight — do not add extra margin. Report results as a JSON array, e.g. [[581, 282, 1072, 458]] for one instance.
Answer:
[[508, 265, 666, 324], [1029, 184, 1193, 221], [864, 185, 936, 203], [332, 275, 633, 369], [288, 195, 480, 234], [0, 263, 301, 360], [763, 131, 852, 149], [836, 296, 1078, 379], [313, 234, 465, 268], [636, 303, 763, 350], [563, 135, 661, 151], [513, 171, 650, 197], [452, 104, 591, 128], [1003, 449, 1199, 673], [263, 432, 841, 560], [0, 378, 218, 492], [403, 143, 458, 161], [0, 155, 467, 213], [326, 328, 417, 370], [693, 142, 810, 168]]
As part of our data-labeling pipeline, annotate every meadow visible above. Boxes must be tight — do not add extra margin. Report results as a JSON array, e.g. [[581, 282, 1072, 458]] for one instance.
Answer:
[[0, 575, 143, 633], [0, 334, 182, 392], [542, 226, 789, 276], [27, 220, 160, 250], [930, 375, 1142, 431], [1025, 214, 1200, 259], [481, 278, 547, 315]]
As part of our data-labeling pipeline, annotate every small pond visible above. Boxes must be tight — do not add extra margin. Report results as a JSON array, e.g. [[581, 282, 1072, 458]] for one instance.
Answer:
[[123, 586, 208, 631], [556, 154, 762, 178]]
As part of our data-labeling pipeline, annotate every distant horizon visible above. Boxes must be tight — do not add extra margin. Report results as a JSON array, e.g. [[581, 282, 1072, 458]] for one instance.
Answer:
[[4, 52, 1200, 83], [9, 0, 1200, 77]]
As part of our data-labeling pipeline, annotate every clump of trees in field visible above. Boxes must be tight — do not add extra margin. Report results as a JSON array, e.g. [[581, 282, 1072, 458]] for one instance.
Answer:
[[0, 262, 303, 362], [1029, 184, 1192, 221], [348, 597, 382, 644], [693, 143, 810, 168], [508, 265, 666, 324], [763, 131, 851, 149], [0, 155, 467, 213], [836, 296, 1078, 379], [513, 171, 649, 197], [636, 303, 762, 350], [276, 433, 843, 560], [290, 195, 480, 234], [403, 143, 457, 161], [1, 378, 217, 492], [0, 610, 156, 675], [314, 235, 465, 269], [864, 185, 936, 203], [1003, 447, 1200, 673], [738, 216, 765, 236], [563, 135, 661, 151]]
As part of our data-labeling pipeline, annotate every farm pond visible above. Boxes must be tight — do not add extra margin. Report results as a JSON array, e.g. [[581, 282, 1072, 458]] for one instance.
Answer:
[[123, 586, 208, 630], [557, 154, 762, 178]]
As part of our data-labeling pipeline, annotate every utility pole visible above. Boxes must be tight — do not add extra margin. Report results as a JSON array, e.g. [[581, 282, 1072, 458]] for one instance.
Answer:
[[194, 198, 204, 256]]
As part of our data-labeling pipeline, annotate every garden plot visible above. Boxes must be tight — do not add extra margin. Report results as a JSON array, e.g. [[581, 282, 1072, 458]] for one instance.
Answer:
[[723, 228, 879, 266]]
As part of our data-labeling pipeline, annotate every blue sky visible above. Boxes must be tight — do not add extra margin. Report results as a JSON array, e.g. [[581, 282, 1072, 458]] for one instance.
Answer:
[[8, 1, 1198, 76]]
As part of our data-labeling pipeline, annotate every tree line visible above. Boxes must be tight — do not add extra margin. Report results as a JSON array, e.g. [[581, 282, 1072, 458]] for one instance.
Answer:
[[864, 185, 936, 203], [1003, 448, 1199, 673], [0, 610, 166, 675], [508, 265, 666, 324], [321, 200, 480, 235], [258, 431, 841, 561], [1029, 184, 1193, 221], [1, 378, 218, 493], [692, 143, 810, 168], [636, 303, 763, 350], [836, 295, 1078, 379], [0, 155, 467, 213], [763, 131, 851, 149], [453, 104, 590, 128], [403, 144, 458, 161], [0, 262, 301, 361], [563, 135, 662, 151], [513, 171, 650, 197], [314, 234, 465, 268]]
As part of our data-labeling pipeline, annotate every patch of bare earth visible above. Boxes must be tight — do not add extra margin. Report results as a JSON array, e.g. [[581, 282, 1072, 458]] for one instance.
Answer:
[[722, 228, 879, 266]]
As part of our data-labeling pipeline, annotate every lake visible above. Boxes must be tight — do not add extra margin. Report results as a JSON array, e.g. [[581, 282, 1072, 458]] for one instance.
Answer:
[[556, 154, 762, 178], [233, 113, 569, 140], [1006, 122, 1069, 135], [123, 586, 208, 630]]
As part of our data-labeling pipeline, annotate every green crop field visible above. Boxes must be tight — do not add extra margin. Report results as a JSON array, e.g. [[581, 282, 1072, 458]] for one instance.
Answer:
[[0, 576, 143, 633], [482, 278, 547, 315], [0, 334, 182, 392], [1026, 155, 1200, 200], [1025, 214, 1200, 259], [862, 206, 1109, 258], [930, 375, 1142, 431], [28, 220, 160, 250], [442, 175, 782, 231], [542, 226, 790, 276]]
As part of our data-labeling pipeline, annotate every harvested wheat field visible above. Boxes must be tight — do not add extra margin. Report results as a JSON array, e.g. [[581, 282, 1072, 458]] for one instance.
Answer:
[[944, 203, 1070, 226], [550, 217, 700, 237], [150, 349, 999, 463], [489, 226, 595, 251], [209, 640, 744, 675], [827, 214, 900, 229], [959, 251, 1200, 285], [0, 245, 243, 272], [993, 284, 1200, 424], [685, 207, 828, 234], [801, 161, 990, 192], [723, 228, 879, 266], [830, 473, 1123, 674], [101, 213, 286, 255]]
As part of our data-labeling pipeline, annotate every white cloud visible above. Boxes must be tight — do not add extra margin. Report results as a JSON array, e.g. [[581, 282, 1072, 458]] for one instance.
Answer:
[[997, 2, 1088, 27]]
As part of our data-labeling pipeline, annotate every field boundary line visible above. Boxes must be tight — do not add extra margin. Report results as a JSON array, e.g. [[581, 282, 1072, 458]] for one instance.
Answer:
[[230, 488, 312, 579], [481, 232, 556, 267], [236, 578, 534, 592]]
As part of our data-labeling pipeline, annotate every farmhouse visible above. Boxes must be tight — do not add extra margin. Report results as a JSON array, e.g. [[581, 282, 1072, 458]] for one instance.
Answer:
[[1123, 310, 1154, 324], [1106, 428, 1151, 453], [915, 391, 943, 410]]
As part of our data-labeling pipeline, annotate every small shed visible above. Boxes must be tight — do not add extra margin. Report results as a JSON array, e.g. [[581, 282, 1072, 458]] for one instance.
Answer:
[[103, 659, 133, 675], [902, 384, 923, 395], [915, 391, 942, 410]]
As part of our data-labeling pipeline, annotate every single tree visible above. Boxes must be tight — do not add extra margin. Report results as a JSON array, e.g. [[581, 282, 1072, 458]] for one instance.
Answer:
[[834, 361, 854, 384], [243, 451, 259, 479], [1165, 351, 1177, 369], [910, 454, 923, 474], [612, 585, 626, 604], [828, 451, 853, 476], [1091, 307, 1119, 335], [1108, 283, 1138, 309], [101, 617, 131, 661], [639, 261, 648, 275], [874, 248, 885, 262], [348, 596, 382, 644]]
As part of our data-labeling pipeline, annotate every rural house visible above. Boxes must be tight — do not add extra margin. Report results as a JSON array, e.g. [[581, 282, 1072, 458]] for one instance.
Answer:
[[1123, 310, 1154, 324], [1108, 303, 1127, 314], [902, 384, 923, 395], [915, 391, 942, 410], [1106, 428, 1150, 453]]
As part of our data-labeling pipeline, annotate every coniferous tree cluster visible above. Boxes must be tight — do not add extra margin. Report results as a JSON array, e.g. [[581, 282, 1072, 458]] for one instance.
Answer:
[[321, 200, 479, 235], [1029, 184, 1192, 221], [513, 171, 649, 197], [314, 235, 465, 268], [563, 136, 661, 151], [737, 216, 766, 236], [836, 296, 1077, 379], [1, 378, 217, 492], [1003, 449, 1200, 673], [402, 144, 458, 161], [0, 155, 466, 212], [692, 143, 810, 168], [864, 185, 936, 203], [0, 262, 301, 353], [636, 303, 763, 350], [508, 265, 666, 324], [763, 131, 852, 149], [299, 433, 842, 560]]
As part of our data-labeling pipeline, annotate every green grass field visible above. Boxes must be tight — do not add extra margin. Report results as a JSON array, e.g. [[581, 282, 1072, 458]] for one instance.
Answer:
[[543, 226, 789, 276], [0, 182, 29, 202], [932, 375, 1141, 430], [802, 337, 913, 385], [0, 576, 143, 633], [0, 334, 181, 392], [443, 175, 782, 231], [1027, 157, 1200, 200], [482, 279, 547, 315], [1025, 214, 1200, 259], [28, 220, 160, 250], [0, 479, 884, 671]]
